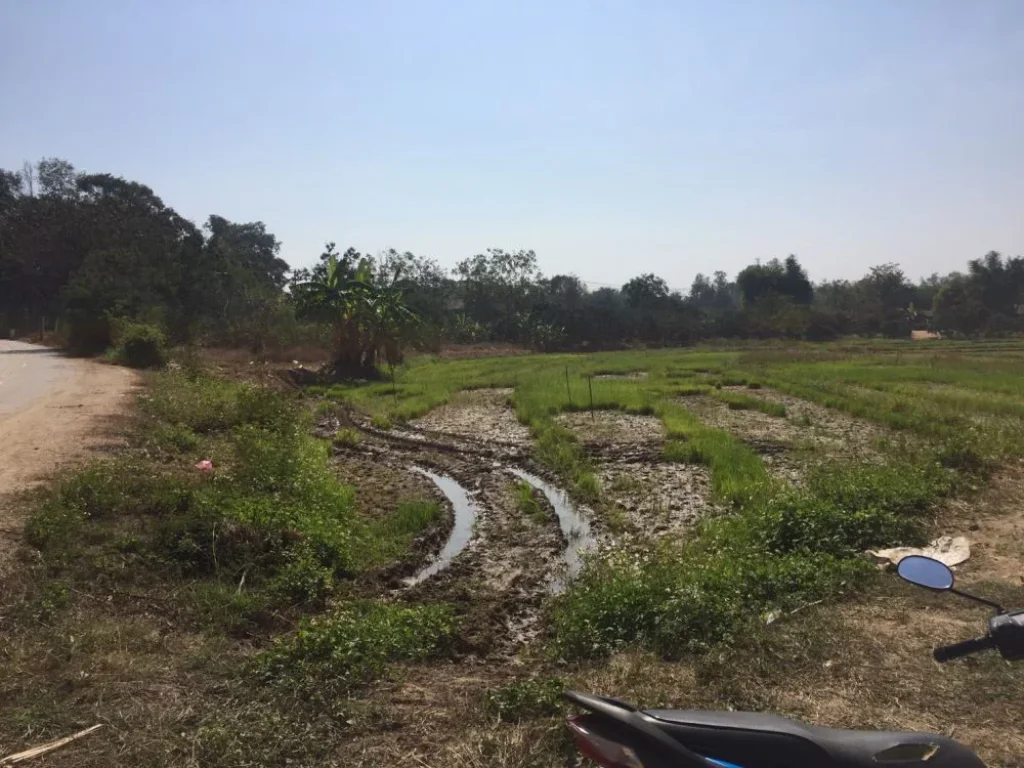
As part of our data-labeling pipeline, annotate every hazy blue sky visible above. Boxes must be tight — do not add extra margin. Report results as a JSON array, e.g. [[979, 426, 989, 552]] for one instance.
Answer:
[[2, 0, 1022, 289]]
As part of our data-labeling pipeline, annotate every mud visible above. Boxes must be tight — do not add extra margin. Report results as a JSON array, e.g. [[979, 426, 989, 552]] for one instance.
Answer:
[[407, 467, 479, 584], [746, 388, 890, 457], [600, 461, 719, 538], [410, 388, 530, 447], [594, 371, 648, 381], [332, 454, 441, 521], [558, 410, 663, 447], [326, 386, 722, 652], [326, 415, 569, 653], [509, 467, 595, 590]]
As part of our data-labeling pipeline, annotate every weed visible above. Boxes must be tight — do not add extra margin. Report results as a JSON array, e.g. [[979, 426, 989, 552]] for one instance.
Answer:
[[711, 390, 786, 417], [358, 500, 442, 567], [514, 480, 546, 523], [549, 457, 947, 660], [333, 427, 362, 447], [257, 601, 455, 702], [148, 423, 200, 453], [486, 677, 565, 721]]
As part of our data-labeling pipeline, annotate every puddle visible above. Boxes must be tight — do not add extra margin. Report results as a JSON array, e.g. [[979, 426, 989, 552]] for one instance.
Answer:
[[509, 468, 595, 591], [408, 467, 478, 584]]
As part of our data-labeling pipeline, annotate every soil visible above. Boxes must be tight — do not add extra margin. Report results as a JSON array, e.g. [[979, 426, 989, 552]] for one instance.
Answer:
[[323, 404, 566, 652], [0, 342, 138, 575], [558, 410, 663, 449], [600, 461, 719, 539], [748, 388, 891, 455], [411, 388, 531, 447], [593, 371, 648, 380]]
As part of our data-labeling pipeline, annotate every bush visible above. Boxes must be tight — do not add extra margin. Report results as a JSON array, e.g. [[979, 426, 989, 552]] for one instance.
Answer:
[[115, 321, 168, 368]]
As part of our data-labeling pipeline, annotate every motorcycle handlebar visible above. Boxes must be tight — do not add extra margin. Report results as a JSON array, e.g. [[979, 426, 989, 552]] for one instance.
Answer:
[[933, 635, 994, 663]]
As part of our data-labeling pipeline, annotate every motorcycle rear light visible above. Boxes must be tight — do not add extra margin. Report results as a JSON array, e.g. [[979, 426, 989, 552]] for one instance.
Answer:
[[566, 714, 646, 768]]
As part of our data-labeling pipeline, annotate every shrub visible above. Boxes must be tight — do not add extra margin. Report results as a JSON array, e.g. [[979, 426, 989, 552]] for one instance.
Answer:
[[115, 321, 168, 368]]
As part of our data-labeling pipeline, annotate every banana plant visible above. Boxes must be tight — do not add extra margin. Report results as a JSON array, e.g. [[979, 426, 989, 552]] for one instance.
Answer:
[[294, 251, 418, 376]]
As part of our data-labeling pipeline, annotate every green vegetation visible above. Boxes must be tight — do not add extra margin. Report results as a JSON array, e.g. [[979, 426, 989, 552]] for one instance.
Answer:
[[710, 389, 786, 417], [4, 159, 1023, 364], [326, 343, 1020, 670], [359, 500, 442, 568], [8, 341, 1024, 765], [514, 480, 547, 523], [292, 244, 419, 376], [548, 460, 952, 659], [258, 601, 454, 705], [485, 677, 566, 721], [107, 320, 168, 368]]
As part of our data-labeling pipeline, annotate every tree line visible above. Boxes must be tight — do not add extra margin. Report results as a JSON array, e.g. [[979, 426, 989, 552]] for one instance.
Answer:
[[2, 158, 1022, 364]]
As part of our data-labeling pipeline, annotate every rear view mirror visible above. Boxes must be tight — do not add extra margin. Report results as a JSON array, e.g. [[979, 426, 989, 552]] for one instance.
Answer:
[[897, 555, 954, 591]]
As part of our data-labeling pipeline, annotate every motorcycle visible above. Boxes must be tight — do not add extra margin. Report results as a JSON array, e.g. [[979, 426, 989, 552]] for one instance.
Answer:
[[564, 555, 1024, 767]]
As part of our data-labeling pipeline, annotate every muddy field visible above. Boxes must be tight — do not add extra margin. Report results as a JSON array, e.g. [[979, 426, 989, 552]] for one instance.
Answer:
[[327, 383, 891, 645]]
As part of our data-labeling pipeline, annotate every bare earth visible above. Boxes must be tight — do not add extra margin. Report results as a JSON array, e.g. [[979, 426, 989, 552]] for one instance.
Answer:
[[0, 341, 137, 571]]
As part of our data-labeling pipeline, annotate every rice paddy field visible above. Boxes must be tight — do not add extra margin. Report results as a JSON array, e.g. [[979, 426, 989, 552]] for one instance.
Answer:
[[4, 338, 1024, 766]]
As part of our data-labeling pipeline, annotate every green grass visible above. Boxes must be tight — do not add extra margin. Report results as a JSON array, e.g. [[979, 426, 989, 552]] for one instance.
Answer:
[[9, 340, 1024, 765], [513, 480, 547, 523], [313, 341, 1024, 664], [358, 499, 442, 568], [485, 677, 565, 721], [256, 601, 455, 705], [710, 389, 786, 417], [548, 457, 955, 659]]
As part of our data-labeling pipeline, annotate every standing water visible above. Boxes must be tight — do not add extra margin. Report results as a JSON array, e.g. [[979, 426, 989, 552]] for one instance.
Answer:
[[509, 468, 596, 591], [407, 467, 478, 584]]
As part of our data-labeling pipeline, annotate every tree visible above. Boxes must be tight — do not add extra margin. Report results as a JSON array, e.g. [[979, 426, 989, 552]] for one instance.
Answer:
[[36, 158, 78, 198], [294, 245, 418, 376], [621, 273, 669, 308], [856, 263, 914, 336], [454, 248, 539, 340], [736, 256, 812, 307]]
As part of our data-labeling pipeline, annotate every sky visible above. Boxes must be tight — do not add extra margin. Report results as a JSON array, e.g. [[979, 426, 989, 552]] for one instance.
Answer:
[[2, 0, 1023, 291]]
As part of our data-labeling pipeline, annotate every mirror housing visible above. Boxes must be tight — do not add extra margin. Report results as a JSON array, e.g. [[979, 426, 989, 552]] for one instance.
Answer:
[[897, 555, 955, 591]]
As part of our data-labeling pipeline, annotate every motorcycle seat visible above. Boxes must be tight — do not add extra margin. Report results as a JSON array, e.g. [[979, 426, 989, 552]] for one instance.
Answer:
[[644, 709, 984, 768]]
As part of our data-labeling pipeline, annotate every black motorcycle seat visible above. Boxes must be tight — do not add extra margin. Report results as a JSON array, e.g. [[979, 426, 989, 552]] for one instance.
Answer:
[[644, 709, 984, 768]]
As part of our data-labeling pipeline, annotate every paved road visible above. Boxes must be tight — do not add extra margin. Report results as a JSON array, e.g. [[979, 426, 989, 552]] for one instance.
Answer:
[[0, 340, 77, 417], [0, 340, 137, 570]]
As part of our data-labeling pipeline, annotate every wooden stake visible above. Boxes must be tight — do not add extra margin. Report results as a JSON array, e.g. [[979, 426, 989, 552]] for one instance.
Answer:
[[565, 366, 572, 407], [588, 375, 595, 419], [1, 724, 104, 764]]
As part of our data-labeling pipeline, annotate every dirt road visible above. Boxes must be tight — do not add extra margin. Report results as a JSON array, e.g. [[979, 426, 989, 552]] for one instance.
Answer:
[[0, 340, 137, 570]]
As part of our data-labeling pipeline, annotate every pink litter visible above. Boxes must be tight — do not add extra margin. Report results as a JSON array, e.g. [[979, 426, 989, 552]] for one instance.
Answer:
[[195, 459, 214, 472]]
